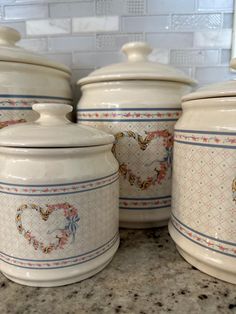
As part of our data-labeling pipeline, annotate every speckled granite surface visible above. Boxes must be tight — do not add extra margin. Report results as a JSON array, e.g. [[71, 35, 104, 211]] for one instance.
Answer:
[[0, 227, 236, 314]]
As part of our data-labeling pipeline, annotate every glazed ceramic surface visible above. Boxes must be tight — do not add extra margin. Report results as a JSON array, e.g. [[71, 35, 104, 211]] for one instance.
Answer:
[[77, 42, 195, 228], [0, 26, 72, 128], [0, 104, 119, 287], [169, 63, 236, 284]]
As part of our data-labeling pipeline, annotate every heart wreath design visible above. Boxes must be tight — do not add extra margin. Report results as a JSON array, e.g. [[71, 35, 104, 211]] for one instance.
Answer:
[[112, 130, 173, 190], [15, 202, 80, 254]]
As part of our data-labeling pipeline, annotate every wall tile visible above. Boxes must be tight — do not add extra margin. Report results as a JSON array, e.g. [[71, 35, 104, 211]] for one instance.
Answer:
[[72, 16, 119, 33], [96, 0, 125, 15], [96, 33, 144, 50], [147, 32, 194, 48], [0, 21, 26, 36], [197, 0, 234, 12], [122, 15, 170, 32], [26, 19, 71, 36], [221, 49, 231, 64], [170, 49, 219, 66], [49, 2, 95, 18], [148, 48, 169, 64], [195, 66, 236, 85], [18, 37, 48, 51], [125, 0, 146, 15], [147, 0, 195, 14], [223, 13, 233, 28], [96, 0, 145, 16], [48, 35, 95, 52], [73, 51, 122, 68], [194, 29, 232, 48], [175, 66, 194, 78], [4, 4, 48, 20], [42, 52, 72, 67], [172, 14, 222, 31]]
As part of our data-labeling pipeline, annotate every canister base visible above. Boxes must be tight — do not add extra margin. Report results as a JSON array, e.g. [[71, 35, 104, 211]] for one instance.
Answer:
[[120, 219, 168, 229], [1, 238, 119, 287], [120, 207, 170, 229], [169, 222, 236, 284]]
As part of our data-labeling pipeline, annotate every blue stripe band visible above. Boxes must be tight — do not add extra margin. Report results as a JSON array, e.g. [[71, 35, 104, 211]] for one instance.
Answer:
[[0, 172, 118, 187], [172, 213, 236, 246], [120, 204, 170, 210], [78, 118, 178, 122], [0, 177, 119, 196], [77, 108, 181, 112], [175, 129, 236, 136], [119, 195, 171, 200], [171, 220, 236, 258], [174, 139, 236, 149], [0, 94, 72, 101]]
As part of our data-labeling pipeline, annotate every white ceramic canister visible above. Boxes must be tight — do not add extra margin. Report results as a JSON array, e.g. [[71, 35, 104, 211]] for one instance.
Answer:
[[77, 42, 195, 228], [0, 26, 72, 128], [0, 103, 119, 287], [169, 60, 236, 284]]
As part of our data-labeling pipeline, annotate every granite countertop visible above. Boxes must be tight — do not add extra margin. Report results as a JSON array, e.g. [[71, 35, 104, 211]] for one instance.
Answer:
[[1, 227, 236, 314]]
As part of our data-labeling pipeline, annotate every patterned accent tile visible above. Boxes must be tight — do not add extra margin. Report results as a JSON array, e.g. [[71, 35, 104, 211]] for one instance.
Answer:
[[170, 49, 219, 66], [96, 33, 144, 50], [172, 14, 222, 31]]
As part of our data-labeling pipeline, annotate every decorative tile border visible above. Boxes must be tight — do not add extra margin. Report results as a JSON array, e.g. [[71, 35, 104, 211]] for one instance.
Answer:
[[0, 172, 119, 196], [174, 129, 236, 148], [77, 108, 181, 122], [0, 94, 72, 110], [171, 214, 236, 258], [0, 232, 119, 269], [119, 195, 171, 210]]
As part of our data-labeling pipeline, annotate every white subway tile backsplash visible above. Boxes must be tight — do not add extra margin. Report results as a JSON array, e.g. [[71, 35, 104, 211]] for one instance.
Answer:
[[96, 0, 124, 15], [223, 13, 233, 28], [48, 36, 94, 52], [148, 48, 169, 64], [4, 4, 48, 20], [195, 66, 236, 85], [72, 16, 119, 33], [49, 2, 95, 18], [42, 52, 72, 67], [73, 51, 122, 68], [172, 14, 222, 31], [96, 33, 144, 50], [147, 0, 195, 14], [147, 32, 194, 48], [0, 0, 233, 89], [26, 19, 71, 36], [197, 0, 234, 12], [221, 49, 231, 64], [122, 15, 170, 32], [18, 37, 48, 51], [194, 29, 232, 48], [170, 49, 219, 66]]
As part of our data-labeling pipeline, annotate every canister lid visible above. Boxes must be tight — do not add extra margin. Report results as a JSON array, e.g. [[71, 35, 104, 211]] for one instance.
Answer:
[[0, 103, 114, 148], [0, 26, 71, 74], [182, 58, 236, 102], [78, 41, 196, 86]]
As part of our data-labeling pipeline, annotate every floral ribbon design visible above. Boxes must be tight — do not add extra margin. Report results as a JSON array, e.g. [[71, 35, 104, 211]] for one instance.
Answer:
[[112, 130, 173, 190], [15, 202, 80, 254]]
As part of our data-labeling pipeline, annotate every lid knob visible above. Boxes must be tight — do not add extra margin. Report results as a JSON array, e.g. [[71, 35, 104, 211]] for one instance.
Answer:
[[121, 42, 152, 62], [33, 103, 73, 125], [0, 26, 21, 46]]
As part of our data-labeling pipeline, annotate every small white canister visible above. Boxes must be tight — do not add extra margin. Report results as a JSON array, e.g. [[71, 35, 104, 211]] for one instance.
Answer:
[[0, 103, 119, 287], [77, 42, 195, 228], [169, 60, 236, 284]]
